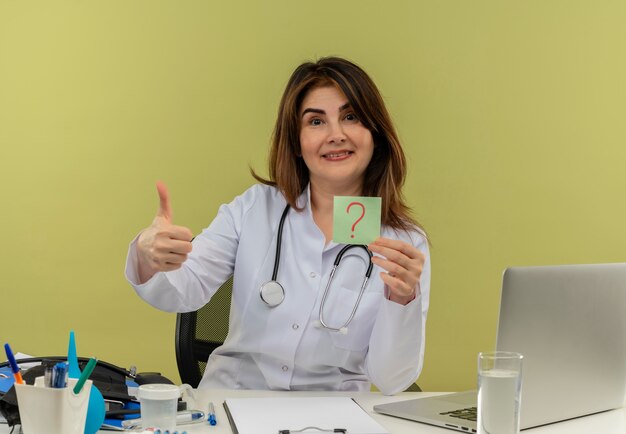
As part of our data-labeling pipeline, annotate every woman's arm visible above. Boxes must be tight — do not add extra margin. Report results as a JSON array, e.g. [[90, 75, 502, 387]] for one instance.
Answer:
[[365, 234, 431, 394], [125, 184, 262, 313]]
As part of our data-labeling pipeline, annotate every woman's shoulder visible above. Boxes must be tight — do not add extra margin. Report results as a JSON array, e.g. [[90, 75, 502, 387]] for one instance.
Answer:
[[230, 183, 286, 213], [238, 183, 283, 202]]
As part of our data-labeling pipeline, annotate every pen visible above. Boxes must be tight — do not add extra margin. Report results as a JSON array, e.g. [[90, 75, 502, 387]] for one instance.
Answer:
[[52, 362, 68, 388], [73, 357, 97, 394], [176, 410, 205, 424], [121, 411, 205, 429], [207, 402, 216, 426], [3, 343, 23, 385]]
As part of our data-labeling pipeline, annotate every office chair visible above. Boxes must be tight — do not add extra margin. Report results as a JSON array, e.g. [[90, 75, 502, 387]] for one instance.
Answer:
[[175, 276, 233, 388], [174, 275, 421, 392]]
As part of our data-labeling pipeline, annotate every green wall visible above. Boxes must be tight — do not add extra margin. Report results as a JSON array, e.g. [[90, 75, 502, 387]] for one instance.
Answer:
[[1, 1, 625, 392]]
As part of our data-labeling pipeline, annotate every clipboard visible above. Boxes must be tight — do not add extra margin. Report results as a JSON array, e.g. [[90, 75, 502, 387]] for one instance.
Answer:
[[223, 396, 390, 434]]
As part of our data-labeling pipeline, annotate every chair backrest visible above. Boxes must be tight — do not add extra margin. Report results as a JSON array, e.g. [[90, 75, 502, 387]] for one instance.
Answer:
[[175, 276, 233, 388], [175, 275, 421, 391]]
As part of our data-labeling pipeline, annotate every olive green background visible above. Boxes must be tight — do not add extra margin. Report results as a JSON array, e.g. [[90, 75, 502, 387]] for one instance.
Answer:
[[1, 0, 625, 392]]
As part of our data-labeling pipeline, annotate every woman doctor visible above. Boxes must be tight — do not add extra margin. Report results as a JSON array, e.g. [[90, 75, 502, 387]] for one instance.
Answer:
[[125, 57, 430, 395]]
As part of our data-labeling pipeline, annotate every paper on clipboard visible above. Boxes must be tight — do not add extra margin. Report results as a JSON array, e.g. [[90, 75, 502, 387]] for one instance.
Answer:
[[223, 396, 389, 434]]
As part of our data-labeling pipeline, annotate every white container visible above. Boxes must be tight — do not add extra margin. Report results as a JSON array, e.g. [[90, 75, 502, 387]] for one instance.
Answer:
[[15, 376, 92, 434], [137, 383, 181, 431]]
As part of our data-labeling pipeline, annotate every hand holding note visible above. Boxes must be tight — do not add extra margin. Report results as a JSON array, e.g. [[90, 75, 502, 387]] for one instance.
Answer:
[[136, 181, 194, 283], [368, 237, 425, 305], [332, 196, 423, 304]]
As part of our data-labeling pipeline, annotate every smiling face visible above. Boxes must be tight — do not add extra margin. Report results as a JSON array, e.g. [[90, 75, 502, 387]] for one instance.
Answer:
[[298, 85, 374, 195]]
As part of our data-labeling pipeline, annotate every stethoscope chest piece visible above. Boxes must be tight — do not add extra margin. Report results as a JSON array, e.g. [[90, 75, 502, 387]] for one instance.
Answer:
[[260, 280, 285, 307]]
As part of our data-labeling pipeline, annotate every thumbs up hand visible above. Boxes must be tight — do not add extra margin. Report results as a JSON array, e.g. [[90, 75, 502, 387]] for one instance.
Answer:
[[136, 181, 194, 283]]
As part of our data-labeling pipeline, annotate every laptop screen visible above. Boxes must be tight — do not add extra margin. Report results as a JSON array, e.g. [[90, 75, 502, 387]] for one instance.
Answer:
[[496, 263, 626, 428]]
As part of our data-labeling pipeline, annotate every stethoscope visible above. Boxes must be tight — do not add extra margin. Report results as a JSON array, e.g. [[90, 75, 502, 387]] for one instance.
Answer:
[[259, 204, 374, 333]]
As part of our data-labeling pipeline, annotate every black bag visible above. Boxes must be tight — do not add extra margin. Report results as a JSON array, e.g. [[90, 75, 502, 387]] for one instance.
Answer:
[[0, 357, 173, 427]]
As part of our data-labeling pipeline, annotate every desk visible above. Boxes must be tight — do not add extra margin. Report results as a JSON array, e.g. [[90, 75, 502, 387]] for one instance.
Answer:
[[2, 390, 625, 433]]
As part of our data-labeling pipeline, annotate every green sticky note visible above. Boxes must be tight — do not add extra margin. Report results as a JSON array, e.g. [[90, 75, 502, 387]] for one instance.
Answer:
[[333, 196, 382, 245]]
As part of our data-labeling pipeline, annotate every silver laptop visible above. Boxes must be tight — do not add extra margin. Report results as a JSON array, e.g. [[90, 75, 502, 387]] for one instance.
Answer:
[[374, 263, 626, 432]]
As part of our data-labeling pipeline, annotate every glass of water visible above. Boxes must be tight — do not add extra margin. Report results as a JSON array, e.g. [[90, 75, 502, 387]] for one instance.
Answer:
[[477, 351, 523, 434]]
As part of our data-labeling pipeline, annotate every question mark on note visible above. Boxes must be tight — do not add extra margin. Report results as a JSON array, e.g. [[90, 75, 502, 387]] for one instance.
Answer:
[[346, 202, 366, 238]]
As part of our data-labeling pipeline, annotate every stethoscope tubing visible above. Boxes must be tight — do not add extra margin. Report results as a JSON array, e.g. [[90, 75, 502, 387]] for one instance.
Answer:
[[271, 205, 291, 281], [260, 203, 374, 332]]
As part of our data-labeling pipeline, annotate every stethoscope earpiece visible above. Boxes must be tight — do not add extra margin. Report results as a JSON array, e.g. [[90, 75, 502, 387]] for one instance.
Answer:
[[312, 320, 348, 335]]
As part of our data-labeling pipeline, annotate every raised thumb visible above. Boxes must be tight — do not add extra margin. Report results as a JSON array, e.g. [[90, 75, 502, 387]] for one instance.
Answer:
[[155, 180, 173, 222]]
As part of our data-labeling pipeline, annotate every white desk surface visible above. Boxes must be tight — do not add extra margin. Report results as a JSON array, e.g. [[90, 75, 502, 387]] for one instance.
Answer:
[[2, 389, 625, 433]]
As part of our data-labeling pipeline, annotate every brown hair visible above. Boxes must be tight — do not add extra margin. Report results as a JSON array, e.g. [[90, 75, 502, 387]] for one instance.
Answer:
[[253, 56, 424, 234]]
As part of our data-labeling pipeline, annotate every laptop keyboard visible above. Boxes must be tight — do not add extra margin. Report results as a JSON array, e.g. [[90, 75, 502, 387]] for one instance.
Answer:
[[440, 406, 477, 422]]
